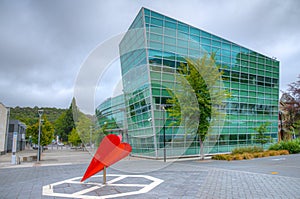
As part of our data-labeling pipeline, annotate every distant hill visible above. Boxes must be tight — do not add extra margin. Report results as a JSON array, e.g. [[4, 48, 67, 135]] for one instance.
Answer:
[[10, 106, 67, 126]]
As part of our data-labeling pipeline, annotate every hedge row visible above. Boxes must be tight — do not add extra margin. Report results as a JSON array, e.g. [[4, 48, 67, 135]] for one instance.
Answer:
[[269, 139, 300, 154], [212, 150, 289, 161]]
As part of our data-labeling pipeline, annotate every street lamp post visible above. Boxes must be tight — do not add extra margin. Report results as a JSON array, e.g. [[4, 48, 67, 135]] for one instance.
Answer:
[[90, 126, 92, 147], [37, 109, 43, 162], [161, 105, 166, 162]]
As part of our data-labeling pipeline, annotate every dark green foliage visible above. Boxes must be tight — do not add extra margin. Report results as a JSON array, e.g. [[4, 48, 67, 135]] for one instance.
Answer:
[[254, 122, 272, 147], [231, 146, 264, 154], [269, 139, 300, 154], [26, 116, 54, 146], [54, 104, 75, 142], [10, 106, 66, 125]]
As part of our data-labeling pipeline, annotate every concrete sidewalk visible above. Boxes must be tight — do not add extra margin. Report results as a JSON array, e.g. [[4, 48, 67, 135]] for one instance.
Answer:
[[0, 147, 93, 169]]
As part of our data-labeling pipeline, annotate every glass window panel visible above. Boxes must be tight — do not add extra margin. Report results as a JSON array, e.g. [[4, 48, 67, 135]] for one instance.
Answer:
[[222, 42, 231, 50], [163, 73, 174, 81], [202, 44, 211, 53], [145, 16, 150, 23], [212, 40, 221, 47], [165, 21, 176, 29], [164, 28, 176, 37], [162, 51, 175, 59], [189, 49, 201, 58], [164, 16, 176, 23], [149, 41, 162, 50], [221, 49, 231, 57], [150, 71, 161, 79], [201, 31, 211, 38], [148, 49, 162, 57], [151, 17, 163, 26], [258, 57, 265, 64], [151, 11, 163, 19], [150, 33, 162, 42], [202, 37, 211, 45], [151, 26, 163, 34], [177, 47, 188, 55], [190, 35, 200, 42], [211, 35, 221, 41], [190, 27, 200, 36], [152, 88, 160, 96], [178, 22, 189, 33], [164, 36, 176, 45], [177, 31, 189, 40], [163, 44, 176, 52], [232, 44, 240, 52], [250, 55, 257, 62], [189, 41, 200, 50], [177, 39, 188, 48], [144, 8, 150, 16]]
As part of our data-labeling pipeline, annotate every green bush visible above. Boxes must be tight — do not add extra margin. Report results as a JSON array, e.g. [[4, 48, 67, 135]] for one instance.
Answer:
[[232, 146, 264, 154], [269, 139, 300, 154], [211, 154, 228, 160]]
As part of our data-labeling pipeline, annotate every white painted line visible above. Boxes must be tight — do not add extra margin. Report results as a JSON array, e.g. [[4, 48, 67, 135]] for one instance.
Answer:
[[43, 174, 164, 198], [108, 183, 146, 187], [72, 184, 104, 196]]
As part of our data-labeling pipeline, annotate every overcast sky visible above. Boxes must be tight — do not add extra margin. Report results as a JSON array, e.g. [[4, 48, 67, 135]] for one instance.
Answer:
[[0, 0, 299, 113]]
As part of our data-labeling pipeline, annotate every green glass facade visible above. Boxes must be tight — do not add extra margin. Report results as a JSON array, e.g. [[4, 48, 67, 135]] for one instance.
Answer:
[[97, 7, 279, 158], [96, 95, 126, 135]]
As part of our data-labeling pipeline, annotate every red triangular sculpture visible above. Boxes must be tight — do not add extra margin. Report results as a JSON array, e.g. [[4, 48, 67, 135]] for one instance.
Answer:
[[81, 134, 132, 182]]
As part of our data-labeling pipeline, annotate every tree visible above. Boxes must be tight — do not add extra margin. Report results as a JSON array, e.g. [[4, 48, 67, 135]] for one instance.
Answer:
[[26, 116, 54, 147], [68, 128, 81, 146], [254, 122, 272, 148], [167, 53, 229, 159], [54, 102, 75, 141], [75, 112, 93, 145], [281, 75, 300, 139]]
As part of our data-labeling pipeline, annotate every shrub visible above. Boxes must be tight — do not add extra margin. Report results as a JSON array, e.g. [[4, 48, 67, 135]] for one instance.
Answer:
[[268, 150, 280, 156], [233, 154, 244, 160], [253, 152, 263, 158], [243, 153, 254, 160], [232, 146, 264, 155], [268, 139, 300, 154], [269, 143, 281, 151], [225, 155, 233, 161], [212, 154, 228, 160], [278, 150, 289, 155], [262, 151, 270, 157]]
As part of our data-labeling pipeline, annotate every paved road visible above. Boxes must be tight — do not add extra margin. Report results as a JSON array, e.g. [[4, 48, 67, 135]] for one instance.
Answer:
[[0, 149, 300, 198]]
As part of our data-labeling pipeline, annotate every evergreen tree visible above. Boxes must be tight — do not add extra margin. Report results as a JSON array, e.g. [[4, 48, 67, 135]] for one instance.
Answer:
[[54, 101, 75, 142], [254, 122, 272, 147]]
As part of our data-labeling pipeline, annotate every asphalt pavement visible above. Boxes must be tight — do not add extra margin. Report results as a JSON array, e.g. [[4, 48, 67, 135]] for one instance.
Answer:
[[0, 148, 300, 199]]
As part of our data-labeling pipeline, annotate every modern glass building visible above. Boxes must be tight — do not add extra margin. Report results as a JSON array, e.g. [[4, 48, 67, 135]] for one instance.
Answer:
[[96, 7, 279, 158], [96, 94, 126, 135]]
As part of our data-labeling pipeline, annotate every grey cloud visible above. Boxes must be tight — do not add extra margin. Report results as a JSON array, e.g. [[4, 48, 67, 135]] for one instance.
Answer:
[[0, 0, 299, 111]]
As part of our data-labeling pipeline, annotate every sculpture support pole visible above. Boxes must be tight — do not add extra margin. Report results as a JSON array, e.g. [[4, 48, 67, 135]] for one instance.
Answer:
[[103, 166, 107, 184]]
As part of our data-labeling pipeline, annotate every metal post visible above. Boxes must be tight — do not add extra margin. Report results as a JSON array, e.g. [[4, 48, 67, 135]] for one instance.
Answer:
[[103, 166, 107, 184], [37, 110, 43, 162], [4, 107, 10, 153], [90, 126, 92, 148], [162, 105, 166, 162]]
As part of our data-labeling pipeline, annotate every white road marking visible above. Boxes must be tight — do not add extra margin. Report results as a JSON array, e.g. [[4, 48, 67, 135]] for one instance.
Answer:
[[42, 174, 163, 198]]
